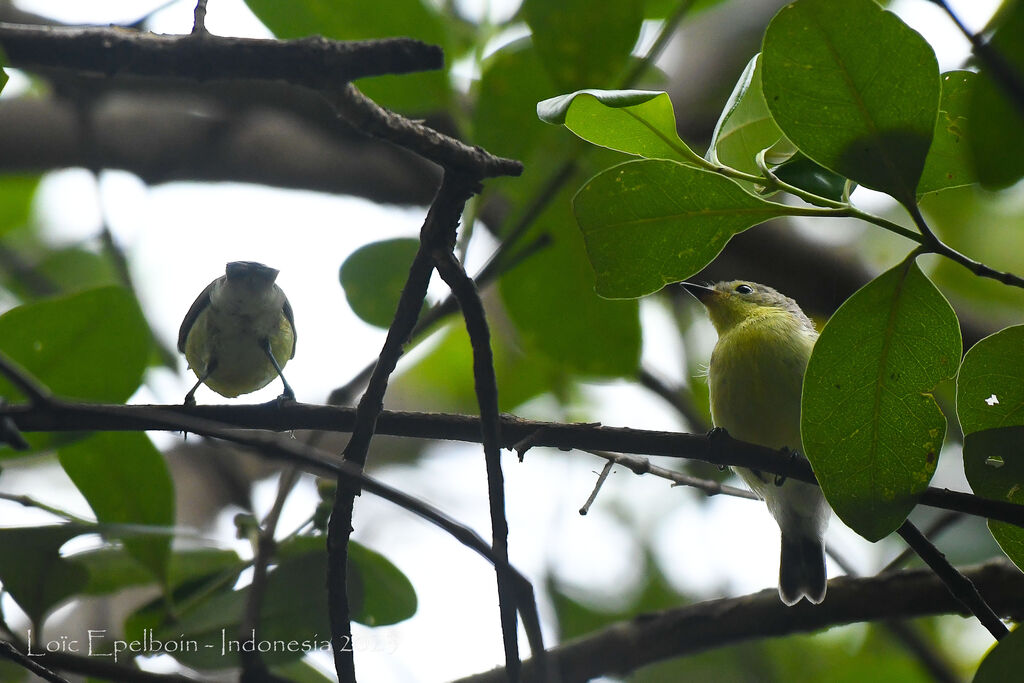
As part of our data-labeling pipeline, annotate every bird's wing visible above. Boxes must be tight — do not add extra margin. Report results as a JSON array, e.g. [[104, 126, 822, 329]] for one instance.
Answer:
[[282, 296, 297, 359], [177, 279, 217, 353]]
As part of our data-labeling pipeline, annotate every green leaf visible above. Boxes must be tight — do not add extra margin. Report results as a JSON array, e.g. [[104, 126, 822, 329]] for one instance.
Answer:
[[59, 432, 175, 585], [0, 286, 150, 402], [127, 536, 415, 669], [501, 184, 641, 376], [340, 238, 422, 329], [0, 175, 40, 238], [968, 2, 1024, 189], [537, 89, 702, 164], [475, 39, 560, 164], [0, 524, 92, 624], [772, 153, 848, 204], [973, 624, 1024, 683], [347, 540, 418, 626], [957, 325, 1024, 436], [707, 53, 787, 176], [762, 0, 939, 206], [802, 260, 961, 541], [243, 0, 450, 113], [957, 325, 1024, 570], [917, 71, 977, 196], [963, 427, 1024, 571], [572, 159, 792, 298], [72, 547, 242, 596], [523, 0, 644, 91]]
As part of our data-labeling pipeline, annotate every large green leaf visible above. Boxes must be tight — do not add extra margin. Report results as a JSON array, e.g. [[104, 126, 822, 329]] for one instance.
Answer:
[[501, 184, 641, 377], [762, 0, 939, 206], [973, 625, 1024, 683], [59, 432, 175, 586], [0, 524, 92, 624], [572, 159, 792, 298], [968, 2, 1024, 189], [523, 0, 643, 91], [340, 238, 423, 329], [802, 260, 961, 541], [538, 89, 703, 165], [474, 39, 561, 167], [707, 53, 786, 176], [917, 71, 977, 196], [72, 547, 242, 596], [0, 286, 150, 402], [957, 325, 1024, 569], [963, 427, 1024, 571], [242, 0, 450, 113]]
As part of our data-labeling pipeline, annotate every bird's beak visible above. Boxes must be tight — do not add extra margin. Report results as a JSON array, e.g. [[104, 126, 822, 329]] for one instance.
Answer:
[[681, 282, 716, 303]]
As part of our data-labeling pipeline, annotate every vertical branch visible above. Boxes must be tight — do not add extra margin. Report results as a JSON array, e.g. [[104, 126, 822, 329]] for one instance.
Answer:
[[432, 219, 521, 677], [326, 172, 477, 681]]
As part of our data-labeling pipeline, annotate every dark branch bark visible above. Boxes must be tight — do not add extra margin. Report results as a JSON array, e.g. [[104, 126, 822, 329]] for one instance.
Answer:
[[434, 230, 521, 678], [324, 83, 522, 177], [456, 560, 1024, 683], [0, 23, 442, 88], [4, 401, 1024, 529]]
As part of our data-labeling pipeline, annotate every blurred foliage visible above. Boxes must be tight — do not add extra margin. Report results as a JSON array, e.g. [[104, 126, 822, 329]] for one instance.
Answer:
[[0, 0, 1022, 679]]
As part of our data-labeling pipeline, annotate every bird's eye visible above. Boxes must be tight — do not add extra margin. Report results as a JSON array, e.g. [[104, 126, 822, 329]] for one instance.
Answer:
[[735, 284, 753, 294]]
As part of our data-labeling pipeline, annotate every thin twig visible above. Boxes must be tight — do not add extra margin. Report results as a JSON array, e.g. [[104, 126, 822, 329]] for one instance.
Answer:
[[579, 460, 615, 515], [585, 449, 759, 500], [192, 0, 209, 35], [896, 520, 1008, 640], [0, 641, 70, 683], [0, 491, 93, 523]]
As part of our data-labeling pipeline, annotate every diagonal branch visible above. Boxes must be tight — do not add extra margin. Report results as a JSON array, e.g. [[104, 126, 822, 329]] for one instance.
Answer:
[[324, 83, 522, 177], [896, 520, 1008, 640], [455, 559, 1024, 683]]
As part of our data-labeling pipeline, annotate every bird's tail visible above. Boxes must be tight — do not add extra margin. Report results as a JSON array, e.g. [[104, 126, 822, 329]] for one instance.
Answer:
[[779, 533, 827, 605]]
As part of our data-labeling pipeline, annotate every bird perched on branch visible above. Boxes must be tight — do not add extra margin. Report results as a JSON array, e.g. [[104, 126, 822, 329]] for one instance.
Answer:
[[178, 261, 296, 405], [683, 280, 830, 605]]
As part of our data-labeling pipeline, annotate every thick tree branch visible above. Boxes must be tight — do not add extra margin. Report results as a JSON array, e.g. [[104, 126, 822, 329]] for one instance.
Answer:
[[0, 23, 442, 88], [5, 401, 1024, 529], [456, 560, 1024, 683]]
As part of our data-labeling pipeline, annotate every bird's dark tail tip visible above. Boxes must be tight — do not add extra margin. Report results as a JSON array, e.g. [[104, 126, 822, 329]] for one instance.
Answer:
[[779, 533, 827, 606]]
